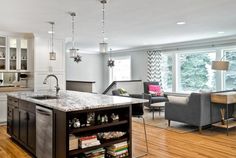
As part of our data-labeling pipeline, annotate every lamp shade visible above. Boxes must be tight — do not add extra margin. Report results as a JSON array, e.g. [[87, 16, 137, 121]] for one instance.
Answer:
[[99, 42, 108, 53], [69, 48, 79, 58], [212, 61, 229, 70]]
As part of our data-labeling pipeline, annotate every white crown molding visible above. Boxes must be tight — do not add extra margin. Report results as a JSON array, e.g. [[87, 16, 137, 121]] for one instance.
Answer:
[[112, 35, 236, 54], [0, 30, 34, 38]]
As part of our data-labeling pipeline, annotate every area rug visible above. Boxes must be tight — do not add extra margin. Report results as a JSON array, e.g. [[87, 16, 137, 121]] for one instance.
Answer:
[[132, 108, 197, 134]]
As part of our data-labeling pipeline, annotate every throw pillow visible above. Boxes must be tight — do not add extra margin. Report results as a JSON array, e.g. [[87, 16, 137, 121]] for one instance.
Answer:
[[167, 96, 189, 104], [118, 88, 130, 96], [148, 85, 163, 96]]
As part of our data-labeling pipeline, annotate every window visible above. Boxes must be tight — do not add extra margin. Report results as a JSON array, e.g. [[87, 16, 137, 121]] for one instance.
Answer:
[[224, 49, 236, 90], [110, 56, 131, 82], [161, 54, 173, 92], [177, 51, 216, 92]]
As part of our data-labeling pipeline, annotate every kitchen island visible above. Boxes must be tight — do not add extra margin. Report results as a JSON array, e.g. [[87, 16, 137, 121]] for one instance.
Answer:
[[7, 90, 147, 158]]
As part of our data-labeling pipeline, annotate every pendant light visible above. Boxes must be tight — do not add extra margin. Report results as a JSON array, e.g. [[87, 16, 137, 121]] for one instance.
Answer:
[[68, 12, 82, 63], [49, 22, 56, 60], [107, 48, 114, 67], [99, 0, 108, 53]]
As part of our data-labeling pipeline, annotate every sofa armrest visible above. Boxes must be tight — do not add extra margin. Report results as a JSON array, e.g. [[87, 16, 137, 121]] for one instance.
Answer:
[[165, 102, 192, 122], [130, 94, 143, 99]]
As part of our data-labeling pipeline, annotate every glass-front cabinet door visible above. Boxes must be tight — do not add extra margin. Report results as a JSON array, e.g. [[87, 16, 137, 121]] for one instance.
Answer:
[[20, 39, 28, 70], [9, 38, 17, 70], [0, 36, 6, 70]]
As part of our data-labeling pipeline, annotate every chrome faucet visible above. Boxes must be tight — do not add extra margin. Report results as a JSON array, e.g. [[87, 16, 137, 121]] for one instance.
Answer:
[[43, 74, 60, 96]]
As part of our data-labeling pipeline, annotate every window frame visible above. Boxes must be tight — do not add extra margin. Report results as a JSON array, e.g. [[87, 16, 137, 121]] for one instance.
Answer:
[[109, 55, 131, 83]]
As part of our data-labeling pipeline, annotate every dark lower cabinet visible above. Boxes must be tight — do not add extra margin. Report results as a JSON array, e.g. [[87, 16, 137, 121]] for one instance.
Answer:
[[19, 109, 28, 144], [7, 106, 13, 135], [7, 97, 36, 155], [12, 107, 20, 139], [27, 112, 36, 153]]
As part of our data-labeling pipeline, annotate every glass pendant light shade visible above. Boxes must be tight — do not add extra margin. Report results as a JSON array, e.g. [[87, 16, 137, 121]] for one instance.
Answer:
[[69, 48, 79, 58], [48, 22, 56, 60], [49, 52, 56, 60], [68, 12, 81, 62], [99, 42, 108, 53]]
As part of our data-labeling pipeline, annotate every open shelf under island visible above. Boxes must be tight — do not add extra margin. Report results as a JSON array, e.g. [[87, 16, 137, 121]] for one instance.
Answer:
[[7, 90, 147, 158]]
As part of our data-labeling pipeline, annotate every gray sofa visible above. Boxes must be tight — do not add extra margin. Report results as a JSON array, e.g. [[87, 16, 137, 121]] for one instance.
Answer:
[[165, 92, 234, 132]]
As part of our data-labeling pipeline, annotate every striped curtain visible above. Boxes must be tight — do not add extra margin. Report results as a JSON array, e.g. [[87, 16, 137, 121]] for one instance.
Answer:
[[147, 50, 162, 85]]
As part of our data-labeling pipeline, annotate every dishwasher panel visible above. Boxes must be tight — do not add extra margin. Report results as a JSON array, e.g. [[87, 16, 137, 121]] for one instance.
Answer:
[[36, 106, 53, 158]]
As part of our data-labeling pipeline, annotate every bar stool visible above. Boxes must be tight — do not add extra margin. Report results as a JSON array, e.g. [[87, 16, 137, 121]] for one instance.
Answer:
[[112, 89, 148, 157]]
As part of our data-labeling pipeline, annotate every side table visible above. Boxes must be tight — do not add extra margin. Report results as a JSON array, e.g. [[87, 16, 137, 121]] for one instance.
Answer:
[[150, 102, 165, 120], [211, 91, 236, 135]]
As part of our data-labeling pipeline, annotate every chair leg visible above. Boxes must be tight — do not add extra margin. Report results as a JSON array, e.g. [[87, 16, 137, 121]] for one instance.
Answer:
[[134, 116, 148, 158], [142, 117, 148, 154], [199, 126, 202, 134], [152, 109, 154, 120], [168, 120, 171, 127]]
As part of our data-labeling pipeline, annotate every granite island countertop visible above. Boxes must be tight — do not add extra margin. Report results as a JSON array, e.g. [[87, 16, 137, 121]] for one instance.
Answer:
[[8, 90, 148, 112]]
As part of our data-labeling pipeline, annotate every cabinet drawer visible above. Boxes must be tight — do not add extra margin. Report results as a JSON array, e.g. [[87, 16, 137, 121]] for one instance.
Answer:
[[8, 97, 19, 107], [19, 100, 35, 113]]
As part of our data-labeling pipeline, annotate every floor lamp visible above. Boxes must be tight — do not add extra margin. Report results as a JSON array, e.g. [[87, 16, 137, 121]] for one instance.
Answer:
[[211, 59, 229, 125]]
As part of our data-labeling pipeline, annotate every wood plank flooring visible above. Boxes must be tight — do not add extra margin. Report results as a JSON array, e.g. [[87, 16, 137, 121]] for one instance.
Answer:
[[1, 122, 236, 158]]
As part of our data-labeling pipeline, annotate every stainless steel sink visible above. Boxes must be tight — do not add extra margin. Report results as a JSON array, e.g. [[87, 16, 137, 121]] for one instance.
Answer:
[[30, 95, 59, 100]]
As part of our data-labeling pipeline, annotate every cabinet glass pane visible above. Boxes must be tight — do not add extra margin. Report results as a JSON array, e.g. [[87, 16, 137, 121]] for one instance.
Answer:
[[0, 47, 6, 58], [0, 59, 5, 70], [0, 37, 6, 46], [9, 39, 17, 70], [20, 39, 27, 70]]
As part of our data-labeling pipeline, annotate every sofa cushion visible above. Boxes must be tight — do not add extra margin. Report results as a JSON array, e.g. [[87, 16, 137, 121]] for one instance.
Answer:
[[151, 96, 168, 103], [168, 95, 189, 104]]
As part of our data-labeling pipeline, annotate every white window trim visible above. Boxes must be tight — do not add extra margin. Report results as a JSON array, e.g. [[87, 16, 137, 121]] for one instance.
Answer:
[[109, 56, 131, 84]]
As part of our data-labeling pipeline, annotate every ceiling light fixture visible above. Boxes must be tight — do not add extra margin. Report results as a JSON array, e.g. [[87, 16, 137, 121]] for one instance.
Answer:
[[218, 31, 225, 34], [99, 0, 108, 53], [176, 21, 186, 25], [68, 12, 82, 63], [107, 48, 114, 67], [48, 22, 56, 60], [48, 31, 55, 34]]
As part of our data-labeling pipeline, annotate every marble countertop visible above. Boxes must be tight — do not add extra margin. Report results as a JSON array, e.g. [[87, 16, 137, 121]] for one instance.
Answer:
[[8, 90, 148, 112]]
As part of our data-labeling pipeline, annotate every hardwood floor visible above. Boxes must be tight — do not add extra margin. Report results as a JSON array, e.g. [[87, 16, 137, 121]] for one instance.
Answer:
[[1, 122, 236, 158]]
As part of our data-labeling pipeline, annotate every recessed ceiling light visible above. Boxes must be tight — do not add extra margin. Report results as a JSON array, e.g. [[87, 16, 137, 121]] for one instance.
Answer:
[[176, 21, 186, 25], [218, 31, 225, 34], [48, 31, 55, 34], [104, 37, 108, 40]]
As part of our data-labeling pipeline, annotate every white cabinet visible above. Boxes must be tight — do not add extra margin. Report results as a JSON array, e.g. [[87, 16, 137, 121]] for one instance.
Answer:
[[8, 38, 29, 71], [0, 36, 6, 70], [0, 93, 7, 123]]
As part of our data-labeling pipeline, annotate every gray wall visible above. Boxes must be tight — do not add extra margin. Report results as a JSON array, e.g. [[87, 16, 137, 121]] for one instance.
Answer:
[[66, 53, 104, 93], [66, 48, 147, 93], [103, 50, 147, 90]]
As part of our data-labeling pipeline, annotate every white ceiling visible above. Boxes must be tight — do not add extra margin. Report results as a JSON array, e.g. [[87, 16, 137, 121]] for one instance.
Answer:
[[1, 0, 236, 53]]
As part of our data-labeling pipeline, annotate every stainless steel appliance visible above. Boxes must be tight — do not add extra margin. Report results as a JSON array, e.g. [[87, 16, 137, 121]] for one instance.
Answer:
[[36, 105, 53, 158]]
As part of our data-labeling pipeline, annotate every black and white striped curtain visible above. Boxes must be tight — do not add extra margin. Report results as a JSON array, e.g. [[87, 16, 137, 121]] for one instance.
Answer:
[[147, 50, 162, 85]]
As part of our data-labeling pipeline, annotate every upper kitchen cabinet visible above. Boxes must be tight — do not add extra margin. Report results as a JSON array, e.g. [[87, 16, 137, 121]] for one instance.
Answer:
[[9, 38, 17, 70], [20, 39, 28, 70], [8, 38, 29, 71], [0, 36, 6, 70]]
